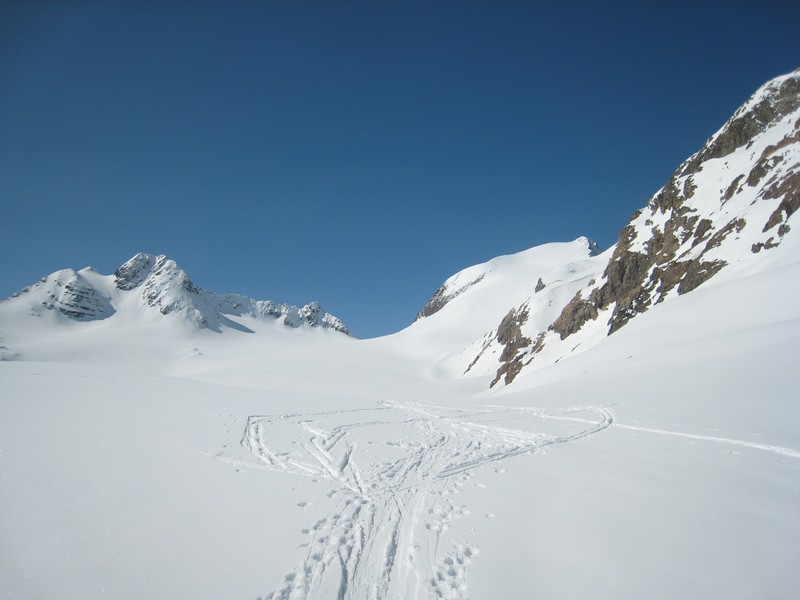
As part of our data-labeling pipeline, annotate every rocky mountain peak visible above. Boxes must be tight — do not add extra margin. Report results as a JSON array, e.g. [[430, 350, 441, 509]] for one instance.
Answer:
[[7, 269, 114, 322], [576, 236, 601, 257], [115, 253, 198, 294], [114, 253, 160, 290], [3, 253, 350, 336], [111, 253, 204, 325]]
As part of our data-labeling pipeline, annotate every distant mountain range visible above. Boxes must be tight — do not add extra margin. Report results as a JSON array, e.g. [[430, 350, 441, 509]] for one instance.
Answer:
[[2, 70, 798, 389], [1, 252, 349, 334]]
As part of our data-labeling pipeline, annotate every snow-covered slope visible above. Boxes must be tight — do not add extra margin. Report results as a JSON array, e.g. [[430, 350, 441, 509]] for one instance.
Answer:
[[388, 237, 604, 367], [446, 68, 800, 388], [3, 240, 798, 599], [1, 71, 799, 600]]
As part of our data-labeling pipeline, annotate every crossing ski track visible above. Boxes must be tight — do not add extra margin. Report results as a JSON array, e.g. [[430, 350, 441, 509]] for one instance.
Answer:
[[239, 400, 800, 599], [240, 401, 614, 600]]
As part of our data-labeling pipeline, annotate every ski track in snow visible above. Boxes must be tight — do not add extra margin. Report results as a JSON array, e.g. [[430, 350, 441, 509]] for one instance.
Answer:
[[612, 423, 800, 458], [240, 401, 613, 600], [482, 405, 800, 459], [233, 399, 800, 600]]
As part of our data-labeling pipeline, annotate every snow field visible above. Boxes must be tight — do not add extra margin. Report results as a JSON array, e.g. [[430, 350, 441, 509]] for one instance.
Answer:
[[241, 401, 611, 598]]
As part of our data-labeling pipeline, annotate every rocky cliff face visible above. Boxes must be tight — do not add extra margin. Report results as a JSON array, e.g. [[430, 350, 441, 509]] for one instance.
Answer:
[[551, 70, 799, 341], [9, 269, 114, 321], [476, 69, 800, 387], [115, 253, 209, 326], [117, 252, 350, 334]]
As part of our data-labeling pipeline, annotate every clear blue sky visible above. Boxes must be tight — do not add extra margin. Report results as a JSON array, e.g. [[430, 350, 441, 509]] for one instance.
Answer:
[[1, 2, 798, 338]]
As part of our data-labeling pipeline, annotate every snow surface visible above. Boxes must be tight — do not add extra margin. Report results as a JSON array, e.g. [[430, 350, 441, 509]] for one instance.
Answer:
[[2, 231, 799, 599], [2, 73, 800, 599]]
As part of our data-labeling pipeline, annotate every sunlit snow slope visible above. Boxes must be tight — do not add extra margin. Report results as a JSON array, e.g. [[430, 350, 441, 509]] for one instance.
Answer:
[[1, 71, 799, 600], [427, 69, 800, 388]]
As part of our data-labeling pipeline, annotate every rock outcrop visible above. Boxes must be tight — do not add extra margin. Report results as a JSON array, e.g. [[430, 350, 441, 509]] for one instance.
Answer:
[[416, 274, 485, 320], [484, 69, 800, 387], [8, 270, 113, 321]]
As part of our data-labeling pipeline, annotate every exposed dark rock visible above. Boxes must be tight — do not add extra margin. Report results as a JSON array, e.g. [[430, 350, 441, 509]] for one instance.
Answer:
[[490, 307, 531, 387], [496, 307, 530, 350], [703, 218, 746, 252], [681, 75, 800, 176], [115, 253, 159, 290], [692, 219, 714, 247], [415, 286, 450, 320], [53, 280, 113, 320], [745, 129, 799, 189], [482, 71, 799, 389], [758, 129, 800, 161], [651, 176, 686, 213], [723, 174, 745, 203], [601, 243, 653, 302], [746, 157, 780, 187], [556, 223, 659, 336], [27, 271, 115, 321], [649, 262, 690, 304], [530, 331, 546, 355], [678, 260, 726, 294], [415, 274, 484, 320], [761, 171, 800, 232], [549, 293, 598, 340], [534, 278, 546, 293], [546, 190, 738, 338], [763, 210, 784, 232], [751, 238, 779, 253], [683, 176, 697, 199]]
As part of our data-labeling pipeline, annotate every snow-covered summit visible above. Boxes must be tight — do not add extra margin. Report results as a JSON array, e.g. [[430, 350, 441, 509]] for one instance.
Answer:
[[388, 237, 605, 375], [1, 252, 350, 335], [6, 268, 114, 322], [415, 236, 599, 322]]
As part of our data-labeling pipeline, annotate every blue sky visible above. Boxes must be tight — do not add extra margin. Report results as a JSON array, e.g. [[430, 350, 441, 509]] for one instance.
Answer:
[[1, 2, 798, 338]]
